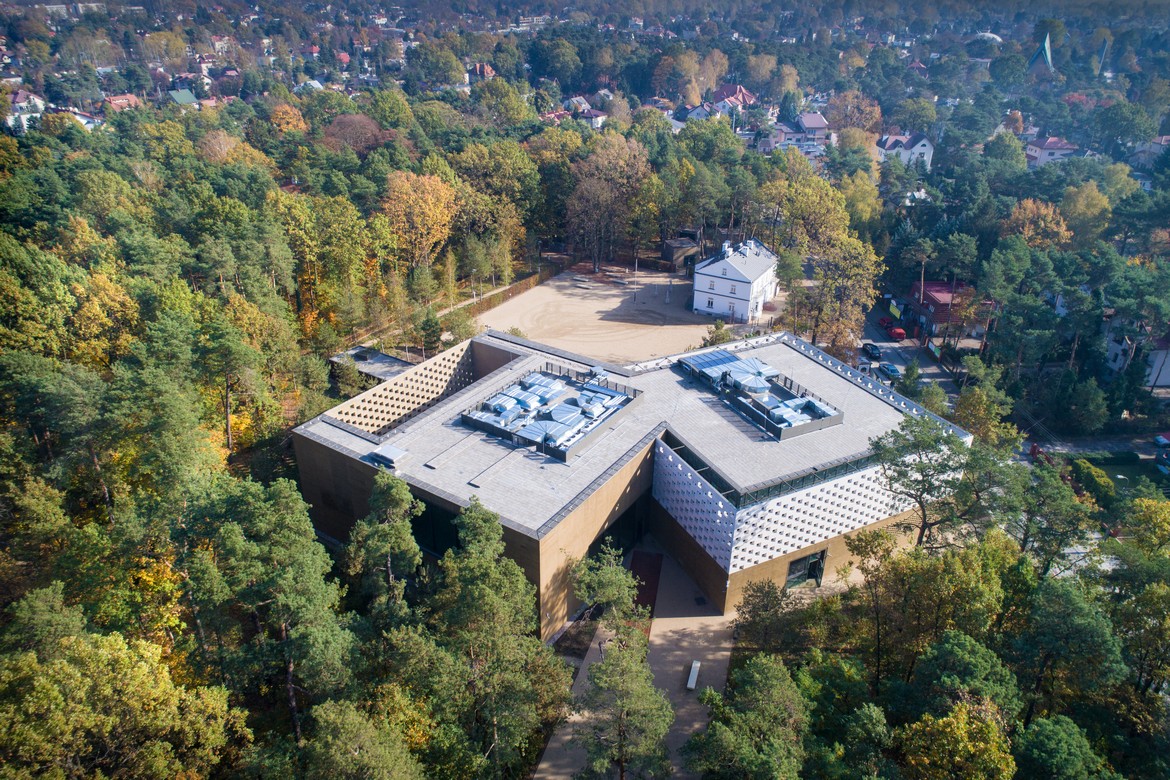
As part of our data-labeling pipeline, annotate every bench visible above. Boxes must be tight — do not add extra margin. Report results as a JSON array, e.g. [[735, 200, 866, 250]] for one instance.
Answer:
[[686, 660, 701, 691]]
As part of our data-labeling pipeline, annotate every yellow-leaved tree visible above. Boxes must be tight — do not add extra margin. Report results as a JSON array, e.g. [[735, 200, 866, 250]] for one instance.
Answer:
[[381, 170, 458, 270]]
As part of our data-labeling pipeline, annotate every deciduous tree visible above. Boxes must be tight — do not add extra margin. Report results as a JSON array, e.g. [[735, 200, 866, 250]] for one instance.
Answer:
[[381, 171, 457, 271]]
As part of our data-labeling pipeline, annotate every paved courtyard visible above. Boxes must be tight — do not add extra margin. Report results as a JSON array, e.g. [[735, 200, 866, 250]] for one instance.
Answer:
[[477, 270, 714, 363], [534, 537, 735, 779]]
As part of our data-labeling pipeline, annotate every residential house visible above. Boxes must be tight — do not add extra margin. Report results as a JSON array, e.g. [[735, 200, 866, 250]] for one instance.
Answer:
[[685, 102, 716, 122], [795, 112, 831, 142], [758, 112, 835, 156], [1026, 136, 1078, 167], [876, 133, 935, 172], [563, 95, 591, 113], [468, 62, 495, 83], [7, 89, 45, 131], [711, 84, 757, 107], [908, 281, 987, 340], [1130, 135, 1170, 170], [293, 79, 325, 95], [693, 240, 781, 323], [172, 72, 213, 92], [581, 108, 607, 129], [61, 109, 100, 130], [1144, 332, 1170, 387], [167, 88, 199, 108], [539, 110, 572, 125], [104, 93, 141, 113], [906, 60, 929, 78]]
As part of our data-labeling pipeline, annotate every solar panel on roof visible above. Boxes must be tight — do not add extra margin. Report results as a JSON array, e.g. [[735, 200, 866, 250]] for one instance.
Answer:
[[679, 349, 738, 374]]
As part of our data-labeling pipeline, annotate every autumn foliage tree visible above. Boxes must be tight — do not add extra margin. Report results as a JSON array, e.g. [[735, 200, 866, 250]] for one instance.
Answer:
[[269, 103, 309, 134], [381, 171, 458, 270], [566, 134, 650, 272], [1002, 199, 1072, 250], [826, 90, 882, 132]]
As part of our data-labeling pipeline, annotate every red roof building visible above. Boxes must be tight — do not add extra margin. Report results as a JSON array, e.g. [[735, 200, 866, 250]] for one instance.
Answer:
[[711, 83, 757, 106], [1026, 136, 1078, 167], [104, 94, 142, 113], [468, 62, 496, 83], [909, 281, 990, 339]]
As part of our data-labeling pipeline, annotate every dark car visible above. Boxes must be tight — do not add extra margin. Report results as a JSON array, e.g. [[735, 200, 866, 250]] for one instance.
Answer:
[[862, 343, 883, 360], [878, 362, 902, 380], [878, 316, 895, 328], [886, 326, 907, 340]]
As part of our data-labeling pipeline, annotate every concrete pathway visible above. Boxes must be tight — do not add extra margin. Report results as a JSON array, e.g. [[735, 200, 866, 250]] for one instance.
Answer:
[[534, 537, 734, 779], [644, 541, 735, 778]]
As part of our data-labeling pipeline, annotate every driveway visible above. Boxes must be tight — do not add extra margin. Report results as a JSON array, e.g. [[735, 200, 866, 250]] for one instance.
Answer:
[[859, 309, 959, 396]]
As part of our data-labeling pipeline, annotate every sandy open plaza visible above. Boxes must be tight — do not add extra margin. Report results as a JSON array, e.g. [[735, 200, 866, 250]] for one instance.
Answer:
[[476, 269, 715, 363]]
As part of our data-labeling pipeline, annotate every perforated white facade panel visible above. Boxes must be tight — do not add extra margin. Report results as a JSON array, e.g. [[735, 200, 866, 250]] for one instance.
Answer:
[[728, 467, 913, 573], [652, 440, 737, 570]]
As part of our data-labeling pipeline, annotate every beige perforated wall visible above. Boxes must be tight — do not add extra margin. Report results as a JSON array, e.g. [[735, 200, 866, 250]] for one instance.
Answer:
[[327, 342, 475, 434]]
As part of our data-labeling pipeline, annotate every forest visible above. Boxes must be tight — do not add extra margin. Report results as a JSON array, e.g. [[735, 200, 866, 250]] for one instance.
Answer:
[[1, 0, 1170, 777]]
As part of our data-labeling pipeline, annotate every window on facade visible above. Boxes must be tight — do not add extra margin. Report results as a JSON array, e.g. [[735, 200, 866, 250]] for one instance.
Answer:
[[729, 284, 736, 295], [707, 298, 714, 308], [721, 268, 727, 276], [708, 280, 715, 290], [786, 549, 827, 587]]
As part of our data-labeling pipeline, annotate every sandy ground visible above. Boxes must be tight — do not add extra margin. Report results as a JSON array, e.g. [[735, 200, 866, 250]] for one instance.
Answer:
[[477, 270, 714, 364]]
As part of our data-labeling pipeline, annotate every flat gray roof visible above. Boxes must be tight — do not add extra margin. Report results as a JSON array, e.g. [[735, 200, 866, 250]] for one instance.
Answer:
[[295, 331, 962, 539]]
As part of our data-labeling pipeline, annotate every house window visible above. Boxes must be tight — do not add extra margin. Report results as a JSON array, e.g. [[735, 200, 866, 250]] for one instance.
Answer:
[[729, 284, 736, 295], [707, 298, 714, 308], [721, 268, 727, 276], [708, 280, 715, 290], [787, 549, 827, 587]]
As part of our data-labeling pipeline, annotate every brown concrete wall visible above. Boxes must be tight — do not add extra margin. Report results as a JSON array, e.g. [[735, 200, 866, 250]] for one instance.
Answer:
[[725, 509, 917, 611], [292, 432, 379, 541], [536, 441, 655, 640], [470, 339, 522, 377], [646, 498, 730, 612]]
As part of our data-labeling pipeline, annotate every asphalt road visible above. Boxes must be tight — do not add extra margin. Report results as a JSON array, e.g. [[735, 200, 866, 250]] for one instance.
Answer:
[[857, 311, 959, 396]]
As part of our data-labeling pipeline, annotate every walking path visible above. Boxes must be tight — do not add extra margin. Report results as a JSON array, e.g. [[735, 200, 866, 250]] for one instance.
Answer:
[[534, 537, 735, 779]]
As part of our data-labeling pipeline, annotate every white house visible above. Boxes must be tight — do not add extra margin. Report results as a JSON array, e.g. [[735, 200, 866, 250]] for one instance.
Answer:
[[692, 240, 780, 323], [1026, 136, 1078, 168], [6, 89, 45, 132], [876, 133, 934, 171]]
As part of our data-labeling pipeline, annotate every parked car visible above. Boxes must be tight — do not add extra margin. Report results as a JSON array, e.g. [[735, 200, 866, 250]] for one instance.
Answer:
[[878, 316, 895, 328], [862, 343, 883, 360], [886, 326, 906, 340], [1154, 432, 1170, 448], [879, 362, 902, 380]]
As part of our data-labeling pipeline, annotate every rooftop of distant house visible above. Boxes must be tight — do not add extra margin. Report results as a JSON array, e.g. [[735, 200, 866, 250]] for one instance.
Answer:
[[1028, 136, 1078, 151], [877, 133, 931, 150]]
